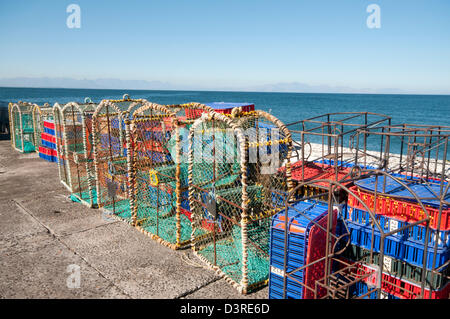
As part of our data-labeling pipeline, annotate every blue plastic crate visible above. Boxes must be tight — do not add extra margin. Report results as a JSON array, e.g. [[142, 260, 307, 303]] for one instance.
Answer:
[[44, 127, 55, 135], [39, 152, 57, 163], [269, 271, 305, 299], [353, 281, 400, 299], [269, 200, 330, 299], [42, 140, 56, 150], [344, 206, 450, 248], [346, 220, 449, 269]]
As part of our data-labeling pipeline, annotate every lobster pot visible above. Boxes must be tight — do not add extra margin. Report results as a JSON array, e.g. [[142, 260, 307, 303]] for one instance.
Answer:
[[129, 103, 216, 248], [128, 104, 180, 247], [54, 102, 97, 207], [233, 110, 293, 207], [189, 110, 293, 294], [54, 104, 69, 188], [8, 103, 14, 147], [10, 102, 37, 153], [32, 104, 53, 148], [92, 96, 147, 220]]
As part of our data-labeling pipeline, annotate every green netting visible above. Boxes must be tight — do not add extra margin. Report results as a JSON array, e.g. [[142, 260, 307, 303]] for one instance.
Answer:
[[56, 102, 97, 208], [93, 98, 148, 218], [70, 187, 98, 206], [11, 105, 37, 153], [104, 199, 132, 221], [190, 111, 292, 292], [33, 106, 54, 148], [134, 161, 194, 244], [197, 223, 269, 285], [23, 140, 36, 152], [140, 212, 193, 244]]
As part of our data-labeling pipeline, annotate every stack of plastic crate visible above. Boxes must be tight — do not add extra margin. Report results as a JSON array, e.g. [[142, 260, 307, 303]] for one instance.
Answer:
[[342, 174, 450, 299], [39, 120, 57, 162], [269, 200, 339, 299]]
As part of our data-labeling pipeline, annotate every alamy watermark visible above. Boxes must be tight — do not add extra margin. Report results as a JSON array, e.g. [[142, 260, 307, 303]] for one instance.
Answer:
[[66, 264, 81, 288], [66, 4, 81, 29], [367, 4, 381, 29]]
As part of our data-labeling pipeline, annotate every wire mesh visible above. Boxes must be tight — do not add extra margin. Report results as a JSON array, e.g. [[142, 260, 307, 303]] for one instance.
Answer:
[[10, 101, 37, 153], [8, 103, 14, 147], [284, 112, 392, 202], [53, 99, 98, 207], [189, 109, 293, 293], [353, 124, 450, 181], [92, 95, 148, 221], [54, 103, 71, 190], [128, 102, 215, 249], [32, 104, 53, 149]]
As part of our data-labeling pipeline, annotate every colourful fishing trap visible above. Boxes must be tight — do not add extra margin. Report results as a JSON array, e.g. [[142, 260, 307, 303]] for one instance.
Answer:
[[9, 101, 39, 153], [92, 95, 148, 220], [32, 104, 53, 148], [54, 99, 98, 207], [188, 109, 293, 294], [128, 102, 218, 249]]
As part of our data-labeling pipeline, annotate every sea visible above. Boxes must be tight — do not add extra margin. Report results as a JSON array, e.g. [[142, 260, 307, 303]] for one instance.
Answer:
[[1, 87, 449, 157]]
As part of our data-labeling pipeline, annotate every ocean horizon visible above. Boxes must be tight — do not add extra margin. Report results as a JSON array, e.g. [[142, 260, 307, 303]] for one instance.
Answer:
[[2, 86, 450, 157], [2, 86, 449, 124]]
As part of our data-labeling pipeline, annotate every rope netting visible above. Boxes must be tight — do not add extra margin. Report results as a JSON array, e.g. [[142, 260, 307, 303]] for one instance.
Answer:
[[8, 103, 14, 147], [54, 99, 98, 207], [129, 102, 214, 249], [54, 103, 70, 188], [10, 102, 37, 153], [92, 95, 147, 221], [188, 110, 293, 293], [32, 104, 53, 149]]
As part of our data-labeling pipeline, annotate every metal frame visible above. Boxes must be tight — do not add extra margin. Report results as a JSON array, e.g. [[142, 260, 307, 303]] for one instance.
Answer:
[[276, 123, 450, 299], [286, 112, 392, 183]]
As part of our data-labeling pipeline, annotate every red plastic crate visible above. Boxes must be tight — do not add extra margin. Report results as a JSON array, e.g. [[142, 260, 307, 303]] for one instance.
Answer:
[[43, 120, 55, 130], [359, 263, 450, 299], [288, 161, 352, 187], [41, 132, 56, 143], [304, 208, 338, 299], [39, 146, 57, 156], [348, 185, 450, 230]]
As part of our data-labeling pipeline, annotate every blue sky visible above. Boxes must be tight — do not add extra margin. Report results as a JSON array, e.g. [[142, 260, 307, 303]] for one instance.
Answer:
[[0, 0, 449, 93]]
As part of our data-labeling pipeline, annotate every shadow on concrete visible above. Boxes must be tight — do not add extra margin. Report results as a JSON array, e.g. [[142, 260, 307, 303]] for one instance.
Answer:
[[0, 134, 11, 141]]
